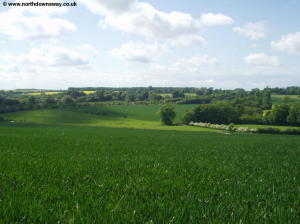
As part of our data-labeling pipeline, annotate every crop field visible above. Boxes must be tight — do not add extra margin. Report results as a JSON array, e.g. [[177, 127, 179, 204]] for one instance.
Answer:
[[24, 90, 96, 96], [0, 123, 299, 223], [82, 90, 96, 94], [26, 91, 63, 96]]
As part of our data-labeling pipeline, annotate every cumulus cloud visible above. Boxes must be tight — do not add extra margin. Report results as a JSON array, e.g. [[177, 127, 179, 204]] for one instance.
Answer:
[[0, 0, 76, 40], [110, 42, 166, 63], [76, 44, 99, 56], [81, 0, 205, 46], [201, 13, 234, 26], [177, 55, 218, 67], [0, 44, 96, 72], [233, 22, 265, 40], [244, 53, 279, 67], [271, 32, 300, 54], [81, 0, 136, 14]]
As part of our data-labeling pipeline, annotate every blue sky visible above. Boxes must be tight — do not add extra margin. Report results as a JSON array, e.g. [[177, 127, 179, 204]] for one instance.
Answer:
[[0, 0, 300, 89]]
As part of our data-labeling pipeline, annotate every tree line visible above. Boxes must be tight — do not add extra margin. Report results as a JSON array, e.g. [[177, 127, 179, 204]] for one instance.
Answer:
[[181, 101, 300, 126]]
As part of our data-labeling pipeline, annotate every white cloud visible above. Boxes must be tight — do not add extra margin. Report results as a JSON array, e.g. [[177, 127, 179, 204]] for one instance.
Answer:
[[81, 0, 205, 46], [201, 13, 234, 26], [168, 35, 207, 47], [0, 1, 76, 40], [244, 53, 279, 67], [0, 44, 96, 71], [76, 44, 99, 56], [81, 0, 136, 14], [177, 55, 218, 67], [271, 32, 300, 54], [110, 42, 166, 63], [233, 22, 266, 40]]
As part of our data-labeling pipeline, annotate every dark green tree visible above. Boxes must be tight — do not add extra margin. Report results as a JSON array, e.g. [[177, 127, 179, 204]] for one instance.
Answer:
[[287, 103, 300, 125], [158, 104, 176, 125]]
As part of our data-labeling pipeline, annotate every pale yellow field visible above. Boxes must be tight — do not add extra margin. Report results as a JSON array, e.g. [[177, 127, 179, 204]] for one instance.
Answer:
[[27, 92, 63, 96], [26, 91, 96, 96], [82, 91, 96, 94]]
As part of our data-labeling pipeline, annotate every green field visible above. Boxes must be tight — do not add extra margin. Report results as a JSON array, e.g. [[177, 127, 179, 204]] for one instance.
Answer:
[[271, 94, 300, 104], [0, 123, 299, 223], [1, 104, 300, 223], [1, 105, 209, 132]]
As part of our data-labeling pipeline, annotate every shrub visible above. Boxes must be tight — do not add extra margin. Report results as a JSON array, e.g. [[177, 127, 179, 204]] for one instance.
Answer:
[[282, 129, 300, 135], [228, 123, 235, 132], [256, 128, 281, 134]]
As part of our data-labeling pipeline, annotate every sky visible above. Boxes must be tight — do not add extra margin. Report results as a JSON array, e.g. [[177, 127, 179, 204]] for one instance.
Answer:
[[0, 0, 300, 90]]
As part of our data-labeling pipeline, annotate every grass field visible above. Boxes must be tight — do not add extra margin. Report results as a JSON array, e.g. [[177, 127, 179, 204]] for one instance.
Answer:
[[0, 123, 299, 223], [1, 105, 209, 131], [271, 94, 300, 104]]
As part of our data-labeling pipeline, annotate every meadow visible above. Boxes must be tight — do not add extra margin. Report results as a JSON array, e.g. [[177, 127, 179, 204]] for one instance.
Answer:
[[2, 104, 206, 131], [271, 94, 300, 104], [0, 123, 299, 223]]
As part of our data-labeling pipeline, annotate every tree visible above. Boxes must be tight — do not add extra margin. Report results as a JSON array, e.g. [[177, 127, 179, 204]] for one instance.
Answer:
[[67, 90, 85, 99], [158, 104, 176, 125], [182, 110, 195, 124], [172, 90, 184, 98], [27, 96, 36, 109], [61, 96, 75, 107], [267, 104, 289, 125], [42, 96, 57, 109], [287, 103, 300, 125], [182, 102, 239, 124]]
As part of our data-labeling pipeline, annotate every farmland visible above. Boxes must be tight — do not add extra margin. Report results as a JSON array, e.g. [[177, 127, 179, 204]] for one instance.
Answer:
[[24, 91, 96, 96], [1, 87, 300, 223], [0, 122, 299, 223]]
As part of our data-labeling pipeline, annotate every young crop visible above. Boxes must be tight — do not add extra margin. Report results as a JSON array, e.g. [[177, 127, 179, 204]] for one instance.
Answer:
[[0, 123, 299, 223]]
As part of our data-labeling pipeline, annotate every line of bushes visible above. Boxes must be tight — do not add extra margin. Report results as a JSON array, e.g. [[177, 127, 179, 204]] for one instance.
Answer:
[[256, 127, 300, 135], [189, 122, 300, 135]]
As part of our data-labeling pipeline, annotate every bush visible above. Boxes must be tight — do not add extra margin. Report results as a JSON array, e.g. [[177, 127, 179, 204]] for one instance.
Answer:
[[256, 128, 281, 134], [282, 129, 300, 135], [228, 123, 235, 132], [239, 114, 263, 124], [256, 127, 300, 135]]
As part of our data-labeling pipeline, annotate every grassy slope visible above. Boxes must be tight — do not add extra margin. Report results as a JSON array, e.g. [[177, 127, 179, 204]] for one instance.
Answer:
[[1, 105, 212, 132], [0, 123, 299, 223]]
